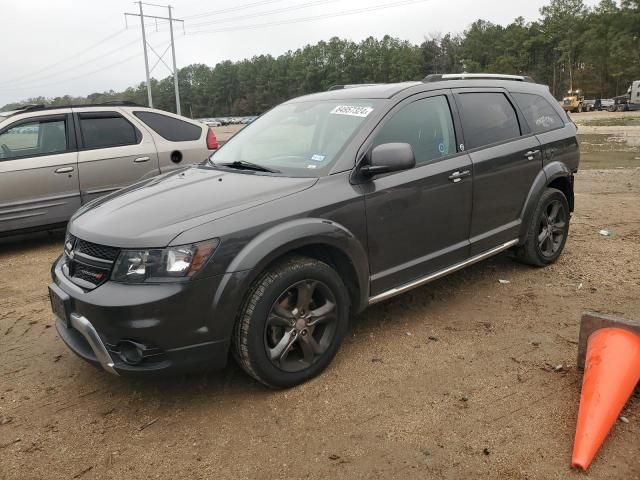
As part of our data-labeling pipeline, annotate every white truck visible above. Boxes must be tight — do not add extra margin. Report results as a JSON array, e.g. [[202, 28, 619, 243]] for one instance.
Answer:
[[612, 80, 640, 111]]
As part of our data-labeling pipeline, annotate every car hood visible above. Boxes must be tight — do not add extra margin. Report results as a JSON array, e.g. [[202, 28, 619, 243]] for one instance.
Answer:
[[69, 166, 317, 248]]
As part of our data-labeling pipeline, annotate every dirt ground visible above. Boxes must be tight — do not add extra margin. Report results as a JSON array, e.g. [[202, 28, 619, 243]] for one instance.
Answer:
[[1, 114, 639, 480]]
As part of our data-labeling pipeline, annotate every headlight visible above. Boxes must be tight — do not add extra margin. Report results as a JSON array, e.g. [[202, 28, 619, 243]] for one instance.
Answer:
[[111, 239, 219, 283]]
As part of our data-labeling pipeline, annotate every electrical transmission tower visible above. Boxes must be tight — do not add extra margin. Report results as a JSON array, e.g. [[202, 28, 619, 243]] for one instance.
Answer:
[[125, 2, 185, 115]]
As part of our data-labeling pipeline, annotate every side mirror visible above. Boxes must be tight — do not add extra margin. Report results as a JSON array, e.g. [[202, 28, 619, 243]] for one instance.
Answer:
[[360, 143, 416, 177]]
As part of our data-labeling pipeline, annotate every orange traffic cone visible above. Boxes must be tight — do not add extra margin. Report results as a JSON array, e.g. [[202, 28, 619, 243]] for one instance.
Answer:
[[571, 327, 640, 471]]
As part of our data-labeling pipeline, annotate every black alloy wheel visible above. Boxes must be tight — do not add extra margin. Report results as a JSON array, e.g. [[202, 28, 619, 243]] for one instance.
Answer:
[[233, 255, 349, 388], [537, 199, 567, 258], [264, 280, 338, 373], [516, 188, 571, 267]]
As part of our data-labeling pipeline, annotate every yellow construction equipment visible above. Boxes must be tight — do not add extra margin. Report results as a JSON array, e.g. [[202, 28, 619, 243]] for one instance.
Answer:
[[561, 89, 592, 113]]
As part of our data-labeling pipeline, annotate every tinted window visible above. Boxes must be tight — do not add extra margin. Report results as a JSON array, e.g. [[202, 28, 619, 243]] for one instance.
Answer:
[[373, 96, 456, 165], [0, 118, 67, 161], [513, 93, 564, 134], [79, 113, 138, 149], [134, 111, 202, 142], [457, 93, 521, 149]]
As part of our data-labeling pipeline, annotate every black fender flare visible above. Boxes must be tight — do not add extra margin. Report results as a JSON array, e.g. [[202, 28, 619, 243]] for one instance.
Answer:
[[212, 218, 370, 333], [518, 161, 573, 241]]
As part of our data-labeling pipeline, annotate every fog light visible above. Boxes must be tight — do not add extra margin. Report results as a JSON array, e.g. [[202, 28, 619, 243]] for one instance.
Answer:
[[118, 341, 144, 365]]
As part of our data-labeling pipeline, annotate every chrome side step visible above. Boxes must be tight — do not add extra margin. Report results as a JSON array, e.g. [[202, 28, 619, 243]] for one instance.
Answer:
[[368, 239, 519, 305]]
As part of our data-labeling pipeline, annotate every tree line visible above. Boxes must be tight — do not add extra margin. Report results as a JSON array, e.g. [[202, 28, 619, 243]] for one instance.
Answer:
[[4, 0, 639, 117]]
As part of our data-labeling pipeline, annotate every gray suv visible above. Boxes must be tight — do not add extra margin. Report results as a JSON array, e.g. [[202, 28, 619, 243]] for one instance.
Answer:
[[49, 74, 579, 387], [0, 103, 218, 235]]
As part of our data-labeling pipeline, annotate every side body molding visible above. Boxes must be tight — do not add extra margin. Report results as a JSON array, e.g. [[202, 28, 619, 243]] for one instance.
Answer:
[[518, 160, 573, 241]]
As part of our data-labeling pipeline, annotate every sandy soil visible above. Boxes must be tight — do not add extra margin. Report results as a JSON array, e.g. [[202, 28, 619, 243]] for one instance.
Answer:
[[1, 123, 639, 479]]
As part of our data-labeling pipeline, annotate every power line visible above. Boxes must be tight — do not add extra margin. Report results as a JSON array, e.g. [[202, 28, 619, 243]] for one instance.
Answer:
[[2, 53, 141, 92], [0, 29, 128, 86], [186, 0, 340, 29], [149, 0, 426, 36], [2, 42, 171, 92], [3, 0, 429, 102], [186, 0, 430, 36], [182, 0, 287, 20], [1, 38, 142, 88]]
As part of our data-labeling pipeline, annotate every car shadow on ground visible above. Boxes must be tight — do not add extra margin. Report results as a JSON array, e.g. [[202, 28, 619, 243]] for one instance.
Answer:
[[0, 228, 65, 254], [87, 251, 530, 402]]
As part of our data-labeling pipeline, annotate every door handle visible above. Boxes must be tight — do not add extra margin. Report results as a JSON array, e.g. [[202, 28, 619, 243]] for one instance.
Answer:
[[134, 156, 150, 163], [54, 167, 74, 174], [448, 170, 471, 183], [524, 150, 540, 160]]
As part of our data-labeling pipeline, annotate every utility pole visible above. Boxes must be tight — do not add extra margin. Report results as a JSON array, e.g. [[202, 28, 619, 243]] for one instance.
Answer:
[[125, 3, 184, 114], [138, 2, 153, 108], [168, 5, 181, 115]]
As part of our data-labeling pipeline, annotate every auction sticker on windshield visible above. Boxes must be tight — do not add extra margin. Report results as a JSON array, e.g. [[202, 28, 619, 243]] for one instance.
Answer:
[[330, 105, 374, 117]]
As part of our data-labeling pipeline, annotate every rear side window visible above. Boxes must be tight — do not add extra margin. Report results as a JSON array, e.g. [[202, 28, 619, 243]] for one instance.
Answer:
[[133, 111, 202, 142], [456, 93, 521, 150], [373, 96, 456, 165], [0, 117, 68, 161], [79, 113, 139, 149], [512, 93, 564, 134]]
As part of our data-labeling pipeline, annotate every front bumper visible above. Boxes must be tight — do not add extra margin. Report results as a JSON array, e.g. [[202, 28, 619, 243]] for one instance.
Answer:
[[50, 255, 249, 377], [55, 311, 117, 374]]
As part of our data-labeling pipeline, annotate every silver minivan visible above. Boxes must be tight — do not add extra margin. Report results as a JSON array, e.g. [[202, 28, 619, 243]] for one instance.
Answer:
[[0, 103, 218, 235]]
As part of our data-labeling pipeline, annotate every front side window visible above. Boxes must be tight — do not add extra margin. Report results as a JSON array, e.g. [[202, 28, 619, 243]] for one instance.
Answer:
[[512, 93, 564, 134], [456, 93, 521, 149], [79, 113, 138, 149], [208, 100, 380, 177], [373, 96, 456, 165], [0, 118, 67, 161]]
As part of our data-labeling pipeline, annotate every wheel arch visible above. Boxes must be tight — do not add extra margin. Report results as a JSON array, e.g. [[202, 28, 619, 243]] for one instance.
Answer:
[[519, 161, 574, 242], [217, 218, 370, 316]]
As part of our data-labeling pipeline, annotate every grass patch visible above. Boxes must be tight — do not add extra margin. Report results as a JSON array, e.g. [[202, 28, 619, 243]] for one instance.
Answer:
[[578, 117, 640, 127]]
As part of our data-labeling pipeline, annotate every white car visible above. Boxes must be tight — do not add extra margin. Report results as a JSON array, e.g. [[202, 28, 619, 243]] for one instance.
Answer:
[[198, 118, 222, 127]]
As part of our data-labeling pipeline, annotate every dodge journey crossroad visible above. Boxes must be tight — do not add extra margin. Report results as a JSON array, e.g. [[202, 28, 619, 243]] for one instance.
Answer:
[[50, 73, 579, 388]]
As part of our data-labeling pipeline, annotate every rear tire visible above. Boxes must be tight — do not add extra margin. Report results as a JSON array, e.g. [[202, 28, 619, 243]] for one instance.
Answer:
[[516, 188, 570, 267], [233, 255, 349, 388]]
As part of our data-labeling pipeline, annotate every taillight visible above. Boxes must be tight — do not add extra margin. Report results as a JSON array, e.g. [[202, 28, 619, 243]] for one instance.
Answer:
[[206, 128, 219, 150]]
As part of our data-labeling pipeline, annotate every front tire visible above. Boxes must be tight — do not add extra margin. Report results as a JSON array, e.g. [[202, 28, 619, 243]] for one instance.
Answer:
[[516, 188, 570, 267], [233, 255, 349, 388]]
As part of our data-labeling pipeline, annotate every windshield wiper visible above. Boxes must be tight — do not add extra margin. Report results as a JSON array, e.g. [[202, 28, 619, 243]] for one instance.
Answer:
[[220, 160, 280, 174]]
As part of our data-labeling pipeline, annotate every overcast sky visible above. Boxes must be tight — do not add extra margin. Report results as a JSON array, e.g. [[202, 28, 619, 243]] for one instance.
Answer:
[[0, 0, 600, 106]]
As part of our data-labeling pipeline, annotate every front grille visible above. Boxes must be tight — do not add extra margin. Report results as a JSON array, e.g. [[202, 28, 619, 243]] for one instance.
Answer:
[[75, 239, 119, 261], [70, 262, 111, 286], [64, 236, 119, 290]]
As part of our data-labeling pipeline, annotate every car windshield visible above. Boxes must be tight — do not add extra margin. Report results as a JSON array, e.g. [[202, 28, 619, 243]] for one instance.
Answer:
[[208, 99, 380, 176]]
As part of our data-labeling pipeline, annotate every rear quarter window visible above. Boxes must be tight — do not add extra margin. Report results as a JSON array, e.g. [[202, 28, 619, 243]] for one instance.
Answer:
[[133, 111, 202, 142], [512, 93, 564, 134]]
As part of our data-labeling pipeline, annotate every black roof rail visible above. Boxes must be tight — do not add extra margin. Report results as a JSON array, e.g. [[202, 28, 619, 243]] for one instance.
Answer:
[[97, 100, 141, 106], [0, 104, 46, 118], [14, 104, 47, 113], [424, 73, 536, 83], [2, 101, 145, 118]]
